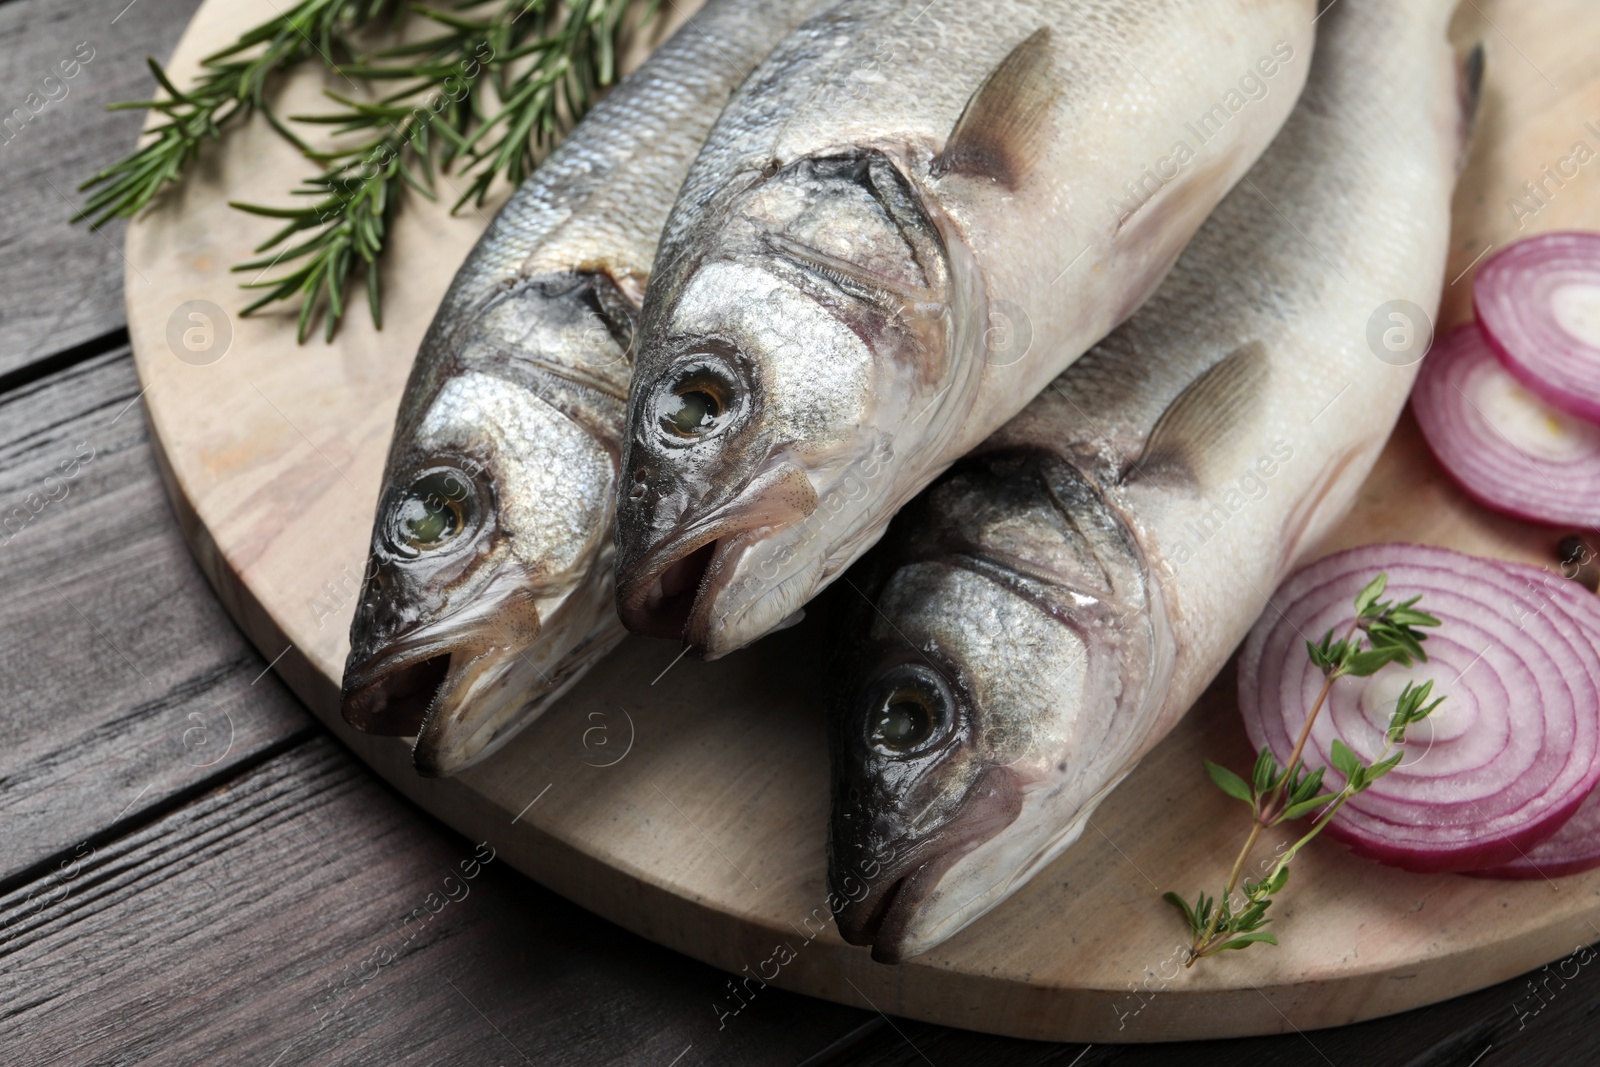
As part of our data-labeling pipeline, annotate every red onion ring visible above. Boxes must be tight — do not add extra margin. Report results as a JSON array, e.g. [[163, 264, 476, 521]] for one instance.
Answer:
[[1475, 231, 1600, 423], [1239, 543, 1600, 874], [1473, 788, 1600, 880], [1471, 556, 1600, 879], [1411, 323, 1600, 527]]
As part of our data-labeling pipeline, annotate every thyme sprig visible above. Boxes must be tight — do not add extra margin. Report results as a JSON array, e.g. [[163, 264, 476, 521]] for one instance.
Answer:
[[80, 0, 652, 341], [1165, 574, 1445, 966]]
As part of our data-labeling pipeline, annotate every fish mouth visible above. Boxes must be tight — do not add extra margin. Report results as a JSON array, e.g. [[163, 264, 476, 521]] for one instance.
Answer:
[[342, 651, 454, 737], [833, 764, 1023, 964], [616, 461, 816, 650], [342, 625, 528, 777], [342, 566, 547, 777]]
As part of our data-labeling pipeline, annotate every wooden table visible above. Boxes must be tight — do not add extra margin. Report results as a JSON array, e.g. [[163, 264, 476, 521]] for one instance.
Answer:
[[0, 1, 1591, 1063]]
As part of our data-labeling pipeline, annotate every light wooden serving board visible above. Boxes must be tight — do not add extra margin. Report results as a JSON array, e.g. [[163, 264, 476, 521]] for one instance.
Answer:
[[126, 0, 1600, 1042]]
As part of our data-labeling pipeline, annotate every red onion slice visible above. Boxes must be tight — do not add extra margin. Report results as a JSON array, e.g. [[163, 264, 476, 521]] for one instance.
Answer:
[[1239, 543, 1600, 874], [1412, 323, 1600, 527], [1473, 788, 1600, 879], [1475, 231, 1600, 423], [1470, 556, 1600, 879]]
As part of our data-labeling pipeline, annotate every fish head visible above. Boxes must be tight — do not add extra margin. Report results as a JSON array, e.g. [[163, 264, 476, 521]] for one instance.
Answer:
[[342, 272, 633, 776], [827, 451, 1172, 962], [616, 151, 976, 657]]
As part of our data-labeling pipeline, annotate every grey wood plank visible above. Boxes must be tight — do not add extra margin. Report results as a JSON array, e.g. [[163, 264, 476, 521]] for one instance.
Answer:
[[0, 735, 871, 1067], [0, 347, 312, 882], [0, 0, 202, 375]]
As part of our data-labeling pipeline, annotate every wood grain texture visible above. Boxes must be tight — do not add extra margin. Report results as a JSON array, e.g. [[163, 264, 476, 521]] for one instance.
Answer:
[[125, 0, 1600, 1043], [0, 736, 873, 1067], [0, 0, 202, 376], [0, 348, 312, 884]]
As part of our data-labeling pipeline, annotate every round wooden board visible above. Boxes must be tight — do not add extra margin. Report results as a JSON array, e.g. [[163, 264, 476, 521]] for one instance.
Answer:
[[127, 0, 1600, 1043]]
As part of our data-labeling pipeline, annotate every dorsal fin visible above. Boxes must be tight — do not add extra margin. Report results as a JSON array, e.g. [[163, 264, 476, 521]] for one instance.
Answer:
[[932, 28, 1056, 189], [1125, 341, 1269, 485]]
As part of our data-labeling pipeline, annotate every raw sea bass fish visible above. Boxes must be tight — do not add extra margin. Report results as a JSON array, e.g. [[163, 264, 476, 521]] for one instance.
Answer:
[[614, 0, 1317, 658], [341, 0, 832, 777], [827, 0, 1476, 962]]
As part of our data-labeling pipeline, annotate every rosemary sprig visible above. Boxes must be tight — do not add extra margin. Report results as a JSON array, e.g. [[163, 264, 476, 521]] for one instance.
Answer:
[[80, 0, 651, 342], [230, 0, 651, 342], [1165, 574, 1445, 966], [74, 0, 401, 230]]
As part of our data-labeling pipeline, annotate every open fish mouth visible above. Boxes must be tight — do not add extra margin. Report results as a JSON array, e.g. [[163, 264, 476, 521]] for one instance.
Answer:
[[833, 764, 1022, 963], [342, 614, 533, 777], [341, 559, 553, 775], [616, 461, 817, 649], [341, 649, 455, 739], [614, 528, 742, 643]]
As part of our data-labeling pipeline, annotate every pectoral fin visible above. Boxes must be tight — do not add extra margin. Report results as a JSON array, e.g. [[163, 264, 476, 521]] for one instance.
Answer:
[[1125, 341, 1268, 485], [932, 28, 1056, 189]]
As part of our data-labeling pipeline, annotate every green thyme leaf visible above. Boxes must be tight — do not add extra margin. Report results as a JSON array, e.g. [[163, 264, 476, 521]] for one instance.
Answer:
[[1387, 679, 1447, 744], [1287, 765, 1326, 803], [1205, 760, 1253, 805], [1365, 751, 1405, 782], [1281, 793, 1340, 821], [1218, 931, 1278, 952], [1344, 647, 1408, 677], [1163, 891, 1199, 936], [1252, 749, 1280, 797], [1353, 574, 1387, 618], [1329, 739, 1361, 780]]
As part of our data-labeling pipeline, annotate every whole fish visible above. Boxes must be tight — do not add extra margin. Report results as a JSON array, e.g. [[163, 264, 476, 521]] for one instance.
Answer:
[[614, 0, 1317, 658], [340, 0, 833, 777], [826, 0, 1477, 962]]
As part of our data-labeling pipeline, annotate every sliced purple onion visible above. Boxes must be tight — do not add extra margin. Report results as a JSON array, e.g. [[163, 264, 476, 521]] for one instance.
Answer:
[[1475, 231, 1600, 423], [1473, 787, 1600, 879], [1239, 543, 1600, 874], [1412, 323, 1600, 527]]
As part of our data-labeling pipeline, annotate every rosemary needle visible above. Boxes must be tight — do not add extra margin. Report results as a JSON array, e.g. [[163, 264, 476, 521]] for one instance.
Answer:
[[75, 0, 402, 231], [81, 0, 653, 342]]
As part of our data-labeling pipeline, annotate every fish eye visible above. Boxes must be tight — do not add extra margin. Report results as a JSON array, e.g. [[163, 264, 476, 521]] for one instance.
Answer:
[[655, 364, 736, 440], [864, 664, 954, 756], [386, 467, 478, 556]]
